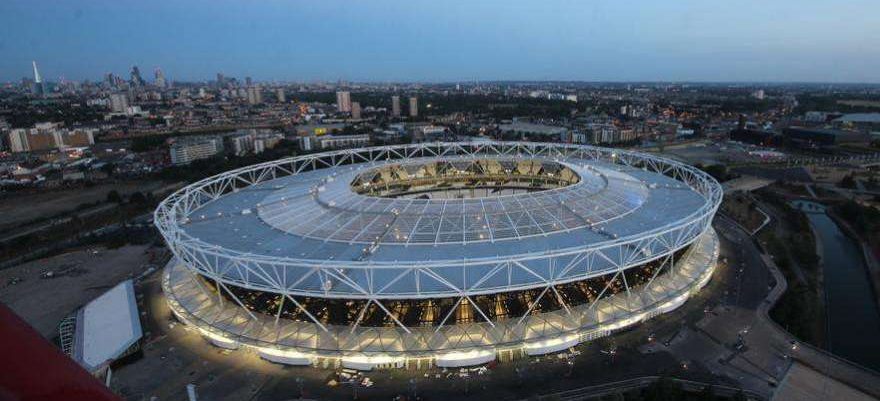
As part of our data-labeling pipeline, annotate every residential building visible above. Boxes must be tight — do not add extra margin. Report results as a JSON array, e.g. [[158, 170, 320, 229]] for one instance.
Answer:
[[300, 133, 370, 151], [6, 123, 97, 153], [336, 91, 352, 113], [408, 97, 418, 117], [246, 87, 262, 105], [391, 95, 401, 117], [169, 137, 224, 165], [109, 93, 129, 113]]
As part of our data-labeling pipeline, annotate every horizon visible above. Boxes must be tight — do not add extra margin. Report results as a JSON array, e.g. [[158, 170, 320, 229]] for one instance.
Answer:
[[2, 0, 880, 84], [9, 70, 880, 86]]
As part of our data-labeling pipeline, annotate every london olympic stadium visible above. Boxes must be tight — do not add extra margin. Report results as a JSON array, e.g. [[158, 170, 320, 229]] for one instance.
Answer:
[[155, 141, 722, 370]]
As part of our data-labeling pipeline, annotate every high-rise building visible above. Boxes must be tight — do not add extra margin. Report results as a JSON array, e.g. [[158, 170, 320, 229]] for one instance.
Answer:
[[409, 97, 418, 117], [216, 73, 225, 87], [31, 61, 45, 96], [246, 86, 262, 105], [109, 93, 129, 113], [336, 91, 352, 113], [245, 76, 253, 87], [391, 95, 401, 117], [351, 102, 362, 120], [154, 68, 166, 89], [276, 88, 286, 103], [130, 66, 144, 87]]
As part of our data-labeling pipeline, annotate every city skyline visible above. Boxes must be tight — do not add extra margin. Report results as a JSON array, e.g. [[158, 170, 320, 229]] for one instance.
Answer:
[[1, 0, 879, 84]]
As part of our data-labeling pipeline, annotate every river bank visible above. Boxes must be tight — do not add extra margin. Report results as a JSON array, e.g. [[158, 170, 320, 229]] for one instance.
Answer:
[[792, 200, 880, 372], [826, 210, 880, 313]]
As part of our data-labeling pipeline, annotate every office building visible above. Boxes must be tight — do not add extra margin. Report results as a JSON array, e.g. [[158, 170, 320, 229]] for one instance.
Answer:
[[154, 68, 166, 89], [31, 61, 45, 96], [130, 66, 144, 87], [351, 102, 362, 120]]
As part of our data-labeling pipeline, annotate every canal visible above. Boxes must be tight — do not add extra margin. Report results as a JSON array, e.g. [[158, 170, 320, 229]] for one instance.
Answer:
[[792, 200, 880, 371]]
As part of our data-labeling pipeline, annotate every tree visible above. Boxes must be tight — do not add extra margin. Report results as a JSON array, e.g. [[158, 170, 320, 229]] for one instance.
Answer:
[[100, 162, 116, 177], [697, 385, 718, 401], [129, 191, 147, 204], [702, 164, 729, 182], [106, 190, 122, 203], [839, 174, 856, 189], [642, 377, 684, 401]]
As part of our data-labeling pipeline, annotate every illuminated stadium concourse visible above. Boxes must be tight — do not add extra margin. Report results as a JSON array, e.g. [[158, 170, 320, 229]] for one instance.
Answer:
[[155, 141, 722, 370]]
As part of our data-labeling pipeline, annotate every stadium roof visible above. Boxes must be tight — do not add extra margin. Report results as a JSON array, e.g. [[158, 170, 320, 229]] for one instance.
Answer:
[[73, 280, 142, 373], [156, 142, 720, 299], [182, 157, 704, 263]]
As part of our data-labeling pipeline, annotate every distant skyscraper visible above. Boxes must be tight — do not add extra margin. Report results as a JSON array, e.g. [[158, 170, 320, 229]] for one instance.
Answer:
[[246, 86, 262, 105], [336, 91, 352, 113], [276, 88, 286, 103], [391, 95, 401, 117], [409, 96, 418, 117], [31, 61, 45, 95], [31, 61, 42, 84], [216, 73, 225, 87], [130, 66, 144, 87], [104, 73, 115, 88], [245, 76, 253, 87], [351, 102, 362, 120], [154, 68, 166, 89]]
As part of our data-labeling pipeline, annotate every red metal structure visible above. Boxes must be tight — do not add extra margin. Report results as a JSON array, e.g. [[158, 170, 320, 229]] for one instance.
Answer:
[[0, 303, 120, 401]]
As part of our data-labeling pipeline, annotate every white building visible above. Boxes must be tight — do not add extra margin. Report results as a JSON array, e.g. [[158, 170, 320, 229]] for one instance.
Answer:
[[227, 130, 284, 156], [300, 134, 370, 151], [416, 125, 447, 141], [169, 137, 224, 165]]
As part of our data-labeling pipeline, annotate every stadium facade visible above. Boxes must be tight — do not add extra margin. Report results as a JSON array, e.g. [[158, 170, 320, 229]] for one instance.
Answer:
[[155, 142, 722, 370]]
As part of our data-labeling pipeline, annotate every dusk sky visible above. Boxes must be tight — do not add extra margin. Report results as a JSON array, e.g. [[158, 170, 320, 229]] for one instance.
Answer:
[[1, 0, 879, 83]]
